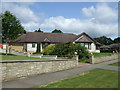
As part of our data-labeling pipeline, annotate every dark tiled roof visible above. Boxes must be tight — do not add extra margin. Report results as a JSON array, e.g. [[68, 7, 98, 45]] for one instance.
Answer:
[[76, 32, 101, 45], [15, 34, 26, 43], [16, 32, 77, 43], [15, 32, 100, 45], [75, 36, 92, 43]]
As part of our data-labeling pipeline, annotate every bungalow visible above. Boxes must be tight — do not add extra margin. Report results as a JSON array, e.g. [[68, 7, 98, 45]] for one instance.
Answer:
[[15, 32, 100, 53]]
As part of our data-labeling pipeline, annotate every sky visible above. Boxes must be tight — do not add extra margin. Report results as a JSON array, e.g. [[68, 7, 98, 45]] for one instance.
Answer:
[[1, 2, 118, 39]]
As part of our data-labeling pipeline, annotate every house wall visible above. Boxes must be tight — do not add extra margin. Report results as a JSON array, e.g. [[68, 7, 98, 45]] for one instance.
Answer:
[[25, 43, 43, 53], [8, 46, 23, 52], [26, 43, 37, 53], [91, 43, 96, 51], [88, 43, 100, 53]]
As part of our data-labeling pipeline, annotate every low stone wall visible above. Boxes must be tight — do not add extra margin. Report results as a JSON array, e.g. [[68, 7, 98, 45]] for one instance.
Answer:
[[91, 54, 119, 64], [0, 56, 78, 82]]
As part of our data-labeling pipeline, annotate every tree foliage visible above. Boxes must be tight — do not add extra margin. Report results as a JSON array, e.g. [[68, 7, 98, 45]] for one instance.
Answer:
[[113, 37, 120, 43], [36, 43, 41, 53], [52, 29, 63, 33], [1, 11, 25, 41], [94, 36, 113, 45], [34, 28, 43, 32]]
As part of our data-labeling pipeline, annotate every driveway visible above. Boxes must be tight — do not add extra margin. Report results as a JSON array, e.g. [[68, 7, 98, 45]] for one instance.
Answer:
[[2, 59, 119, 88]]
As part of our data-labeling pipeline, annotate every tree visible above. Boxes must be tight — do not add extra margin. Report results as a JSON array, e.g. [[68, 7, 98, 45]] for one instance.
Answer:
[[36, 43, 41, 53], [113, 37, 120, 43], [1, 11, 25, 41], [1, 11, 25, 55], [34, 28, 43, 32], [52, 29, 63, 33], [94, 36, 113, 45]]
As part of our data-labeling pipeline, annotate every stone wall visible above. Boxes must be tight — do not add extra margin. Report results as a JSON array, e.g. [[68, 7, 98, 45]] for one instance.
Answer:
[[0, 56, 78, 82], [91, 54, 119, 64]]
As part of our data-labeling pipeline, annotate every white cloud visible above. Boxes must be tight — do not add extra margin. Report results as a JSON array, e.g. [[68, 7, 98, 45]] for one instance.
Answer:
[[22, 22, 41, 32], [2, 2, 44, 31], [1, 2, 118, 38], [40, 16, 118, 37], [82, 3, 117, 23], [2, 3, 39, 23]]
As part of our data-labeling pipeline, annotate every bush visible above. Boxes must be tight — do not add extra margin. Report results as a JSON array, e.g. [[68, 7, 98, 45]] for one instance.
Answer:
[[52, 43, 76, 58], [42, 43, 90, 59], [42, 44, 55, 55], [74, 43, 90, 59]]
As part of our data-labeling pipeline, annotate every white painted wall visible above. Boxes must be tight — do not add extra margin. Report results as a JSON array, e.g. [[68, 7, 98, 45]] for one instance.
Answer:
[[91, 43, 96, 51], [27, 43, 37, 52], [88, 43, 100, 53]]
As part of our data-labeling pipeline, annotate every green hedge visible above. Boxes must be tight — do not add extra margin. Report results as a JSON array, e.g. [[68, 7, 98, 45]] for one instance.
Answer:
[[42, 43, 91, 59]]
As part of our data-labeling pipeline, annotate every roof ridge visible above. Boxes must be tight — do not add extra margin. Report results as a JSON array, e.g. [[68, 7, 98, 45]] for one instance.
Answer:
[[27, 32, 77, 35]]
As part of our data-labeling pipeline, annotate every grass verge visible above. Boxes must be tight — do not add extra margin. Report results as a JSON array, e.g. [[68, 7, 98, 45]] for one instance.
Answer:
[[109, 62, 120, 66], [37, 68, 118, 88], [0, 53, 48, 60], [93, 53, 112, 57]]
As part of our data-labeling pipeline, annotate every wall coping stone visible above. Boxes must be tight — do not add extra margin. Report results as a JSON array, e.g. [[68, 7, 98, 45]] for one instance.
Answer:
[[0, 59, 76, 63]]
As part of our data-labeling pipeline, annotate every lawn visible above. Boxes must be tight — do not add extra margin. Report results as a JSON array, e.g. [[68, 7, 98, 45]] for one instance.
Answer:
[[0, 53, 48, 60], [93, 53, 112, 57], [38, 69, 118, 88], [109, 62, 120, 66]]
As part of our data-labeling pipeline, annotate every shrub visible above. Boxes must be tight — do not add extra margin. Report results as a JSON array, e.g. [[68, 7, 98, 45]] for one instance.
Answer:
[[52, 43, 76, 58], [42, 44, 55, 55], [75, 43, 90, 59], [43, 43, 90, 59]]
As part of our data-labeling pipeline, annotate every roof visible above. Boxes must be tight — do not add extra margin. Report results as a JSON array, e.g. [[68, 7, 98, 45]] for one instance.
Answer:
[[100, 45, 111, 49], [100, 43, 120, 49], [75, 32, 101, 45], [15, 32, 77, 43], [15, 32, 100, 45], [75, 36, 92, 42]]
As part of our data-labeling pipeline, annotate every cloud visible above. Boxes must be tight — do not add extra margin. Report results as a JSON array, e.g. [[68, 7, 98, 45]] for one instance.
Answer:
[[40, 16, 118, 38], [82, 3, 117, 23], [1, 2, 118, 38], [2, 3, 39, 23], [22, 22, 41, 32], [2, 2, 44, 31]]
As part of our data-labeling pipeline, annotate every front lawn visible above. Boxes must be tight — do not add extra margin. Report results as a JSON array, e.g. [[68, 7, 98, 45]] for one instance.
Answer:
[[93, 53, 112, 57], [109, 62, 120, 66], [38, 69, 118, 88], [0, 53, 48, 60]]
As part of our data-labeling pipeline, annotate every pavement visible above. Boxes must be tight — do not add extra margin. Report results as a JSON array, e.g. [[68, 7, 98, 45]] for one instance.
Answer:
[[2, 59, 119, 88]]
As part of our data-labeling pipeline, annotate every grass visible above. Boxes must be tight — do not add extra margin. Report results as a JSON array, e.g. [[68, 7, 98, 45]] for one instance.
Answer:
[[37, 69, 118, 88], [93, 53, 112, 57], [0, 53, 48, 60], [109, 62, 120, 66]]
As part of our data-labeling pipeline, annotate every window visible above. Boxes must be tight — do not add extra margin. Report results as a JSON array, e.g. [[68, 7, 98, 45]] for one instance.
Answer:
[[85, 43, 88, 49], [80, 43, 84, 46], [32, 43, 36, 48], [88, 43, 91, 50]]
